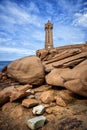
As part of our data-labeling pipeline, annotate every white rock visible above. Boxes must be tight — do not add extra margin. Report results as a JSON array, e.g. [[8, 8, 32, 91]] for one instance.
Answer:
[[26, 89, 34, 94], [32, 105, 45, 115], [27, 95, 35, 99], [27, 116, 46, 130]]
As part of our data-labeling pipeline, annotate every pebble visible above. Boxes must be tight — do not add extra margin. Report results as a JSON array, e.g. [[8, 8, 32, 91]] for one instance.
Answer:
[[27, 116, 46, 130], [32, 105, 45, 115]]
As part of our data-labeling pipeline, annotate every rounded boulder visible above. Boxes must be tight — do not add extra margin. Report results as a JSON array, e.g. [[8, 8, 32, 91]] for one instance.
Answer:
[[7, 56, 45, 85]]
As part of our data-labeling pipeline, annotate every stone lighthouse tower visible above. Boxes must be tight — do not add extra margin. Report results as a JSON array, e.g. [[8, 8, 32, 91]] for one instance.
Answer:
[[45, 20, 54, 49]]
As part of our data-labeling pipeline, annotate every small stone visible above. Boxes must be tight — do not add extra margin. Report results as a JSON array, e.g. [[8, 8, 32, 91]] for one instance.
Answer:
[[27, 95, 35, 99], [27, 116, 46, 130], [41, 104, 50, 108], [26, 89, 34, 94], [46, 108, 52, 114], [40, 90, 55, 104], [15, 84, 32, 91], [55, 96, 67, 107], [33, 85, 52, 93], [46, 114, 55, 121], [32, 105, 45, 115], [50, 102, 56, 107], [22, 99, 39, 108]]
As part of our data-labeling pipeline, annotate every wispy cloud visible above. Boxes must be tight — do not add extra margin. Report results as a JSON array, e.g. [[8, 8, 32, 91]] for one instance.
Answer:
[[0, 46, 35, 60], [0, 0, 87, 60], [28, 1, 40, 14], [73, 13, 87, 27], [0, 0, 43, 26], [54, 23, 85, 47], [0, 46, 35, 54], [0, 38, 12, 43]]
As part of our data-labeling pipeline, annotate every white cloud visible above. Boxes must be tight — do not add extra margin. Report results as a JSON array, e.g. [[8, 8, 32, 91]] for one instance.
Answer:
[[54, 23, 85, 47], [73, 13, 87, 27], [0, 46, 35, 55], [83, 1, 87, 6], [45, 2, 55, 15], [0, 0, 87, 60], [28, 2, 40, 14], [0, 38, 11, 43], [0, 0, 42, 27]]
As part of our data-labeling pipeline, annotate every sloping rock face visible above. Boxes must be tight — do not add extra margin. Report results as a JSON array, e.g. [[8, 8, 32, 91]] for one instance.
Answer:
[[43, 50, 87, 72], [37, 43, 87, 97], [0, 84, 33, 106], [46, 60, 87, 97], [7, 56, 45, 85], [36, 43, 87, 62]]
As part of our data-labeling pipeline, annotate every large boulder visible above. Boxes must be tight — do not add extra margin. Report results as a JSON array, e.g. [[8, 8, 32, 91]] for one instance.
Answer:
[[7, 56, 45, 85], [46, 60, 87, 97]]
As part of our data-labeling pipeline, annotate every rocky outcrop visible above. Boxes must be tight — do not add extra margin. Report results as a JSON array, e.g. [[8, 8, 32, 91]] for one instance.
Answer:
[[1, 43, 87, 129], [36, 43, 87, 97], [36, 42, 87, 61], [0, 84, 33, 106], [44, 50, 87, 72], [5, 43, 87, 97], [7, 56, 45, 85], [0, 80, 87, 130], [46, 60, 87, 97]]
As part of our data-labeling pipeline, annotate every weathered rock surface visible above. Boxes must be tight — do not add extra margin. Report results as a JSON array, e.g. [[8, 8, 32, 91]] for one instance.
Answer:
[[27, 116, 46, 130], [44, 51, 87, 72], [7, 56, 45, 85], [36, 49, 49, 61], [37, 43, 87, 62], [58, 90, 74, 103], [44, 48, 81, 64], [0, 91, 10, 106], [46, 60, 87, 97], [0, 84, 33, 105], [43, 115, 87, 130], [46, 68, 70, 87], [33, 85, 52, 93], [15, 84, 32, 91], [10, 90, 30, 102], [0, 86, 14, 106]]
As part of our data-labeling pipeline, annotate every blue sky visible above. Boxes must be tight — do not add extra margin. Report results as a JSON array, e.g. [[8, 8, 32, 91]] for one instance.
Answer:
[[0, 0, 87, 60]]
